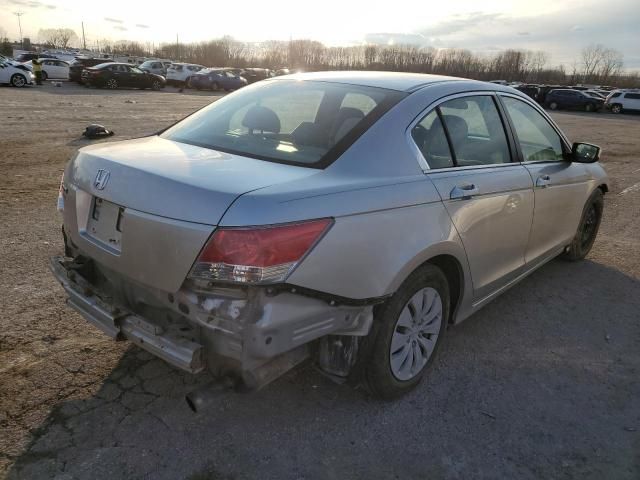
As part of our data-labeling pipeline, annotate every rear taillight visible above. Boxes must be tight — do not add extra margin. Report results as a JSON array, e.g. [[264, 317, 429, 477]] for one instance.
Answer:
[[189, 219, 332, 284]]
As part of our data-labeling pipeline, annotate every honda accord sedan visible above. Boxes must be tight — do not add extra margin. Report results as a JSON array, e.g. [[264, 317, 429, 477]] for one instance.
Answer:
[[51, 72, 608, 400]]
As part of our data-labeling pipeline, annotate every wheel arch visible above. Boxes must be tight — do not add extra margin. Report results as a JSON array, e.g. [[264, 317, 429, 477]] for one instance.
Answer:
[[386, 243, 470, 325]]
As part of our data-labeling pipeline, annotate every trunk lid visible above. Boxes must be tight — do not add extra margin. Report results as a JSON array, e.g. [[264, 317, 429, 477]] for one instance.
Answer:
[[64, 136, 319, 292], [71, 136, 318, 225]]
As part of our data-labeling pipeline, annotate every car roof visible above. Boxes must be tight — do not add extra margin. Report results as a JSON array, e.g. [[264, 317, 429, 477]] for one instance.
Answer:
[[273, 71, 470, 92]]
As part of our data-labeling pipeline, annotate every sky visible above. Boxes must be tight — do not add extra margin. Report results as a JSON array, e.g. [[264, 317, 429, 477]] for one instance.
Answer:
[[1, 0, 639, 68]]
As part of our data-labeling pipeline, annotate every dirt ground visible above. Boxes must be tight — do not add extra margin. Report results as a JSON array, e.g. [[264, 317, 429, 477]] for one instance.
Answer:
[[0, 82, 638, 480]]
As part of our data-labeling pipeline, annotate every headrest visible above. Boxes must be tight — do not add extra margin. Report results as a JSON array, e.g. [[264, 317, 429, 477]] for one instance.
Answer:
[[241, 105, 280, 133]]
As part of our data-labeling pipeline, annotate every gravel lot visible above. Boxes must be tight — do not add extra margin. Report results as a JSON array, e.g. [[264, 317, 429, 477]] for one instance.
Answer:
[[1, 82, 639, 480]]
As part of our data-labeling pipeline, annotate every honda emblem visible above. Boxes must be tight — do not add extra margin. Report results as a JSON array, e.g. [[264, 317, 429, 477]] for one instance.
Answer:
[[94, 169, 110, 190]]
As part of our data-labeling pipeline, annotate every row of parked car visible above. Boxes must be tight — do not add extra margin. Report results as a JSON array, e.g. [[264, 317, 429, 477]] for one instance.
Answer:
[[1, 51, 290, 92], [69, 57, 287, 90], [506, 83, 640, 114]]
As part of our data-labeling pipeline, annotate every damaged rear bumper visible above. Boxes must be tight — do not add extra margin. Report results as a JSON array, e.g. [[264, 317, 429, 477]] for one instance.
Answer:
[[50, 256, 205, 373], [49, 255, 375, 388]]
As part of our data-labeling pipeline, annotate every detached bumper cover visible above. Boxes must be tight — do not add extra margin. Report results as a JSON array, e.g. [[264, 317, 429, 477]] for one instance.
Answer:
[[49, 256, 205, 373]]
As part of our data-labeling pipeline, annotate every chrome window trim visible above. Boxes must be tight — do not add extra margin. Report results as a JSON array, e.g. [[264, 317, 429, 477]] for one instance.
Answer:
[[405, 90, 515, 173], [496, 92, 573, 163]]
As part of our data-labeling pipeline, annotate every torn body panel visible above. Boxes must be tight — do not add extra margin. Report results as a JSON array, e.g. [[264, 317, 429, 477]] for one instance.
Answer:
[[50, 255, 374, 389]]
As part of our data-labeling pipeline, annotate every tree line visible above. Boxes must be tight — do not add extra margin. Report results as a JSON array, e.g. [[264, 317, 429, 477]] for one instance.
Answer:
[[3, 27, 638, 88], [102, 37, 638, 87]]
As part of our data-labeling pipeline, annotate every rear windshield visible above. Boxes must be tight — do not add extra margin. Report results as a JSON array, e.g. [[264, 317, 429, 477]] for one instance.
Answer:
[[161, 80, 404, 168]]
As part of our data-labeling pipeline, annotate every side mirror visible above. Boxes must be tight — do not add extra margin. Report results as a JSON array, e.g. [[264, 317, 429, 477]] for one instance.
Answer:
[[571, 142, 600, 163]]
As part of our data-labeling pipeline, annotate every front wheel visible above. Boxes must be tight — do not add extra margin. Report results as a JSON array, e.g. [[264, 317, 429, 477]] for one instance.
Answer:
[[360, 264, 449, 399], [549, 102, 558, 110], [41, 71, 48, 81], [562, 189, 604, 261], [106, 78, 118, 89], [585, 103, 594, 112], [151, 79, 163, 90], [211, 81, 220, 91], [610, 104, 622, 114], [10, 74, 27, 87]]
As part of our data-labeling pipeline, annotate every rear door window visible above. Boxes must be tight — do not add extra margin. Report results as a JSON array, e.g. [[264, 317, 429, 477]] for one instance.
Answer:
[[411, 110, 454, 169], [439, 96, 511, 166]]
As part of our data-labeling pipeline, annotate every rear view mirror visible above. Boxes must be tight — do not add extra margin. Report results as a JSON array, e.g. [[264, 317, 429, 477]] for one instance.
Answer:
[[572, 142, 600, 163]]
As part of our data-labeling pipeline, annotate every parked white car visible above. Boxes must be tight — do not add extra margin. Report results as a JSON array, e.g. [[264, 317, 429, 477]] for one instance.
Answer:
[[24, 59, 70, 80], [166, 63, 204, 86], [605, 90, 640, 113], [0, 60, 35, 87]]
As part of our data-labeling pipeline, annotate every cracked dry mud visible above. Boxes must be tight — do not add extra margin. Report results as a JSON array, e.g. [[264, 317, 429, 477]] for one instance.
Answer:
[[1, 84, 639, 479]]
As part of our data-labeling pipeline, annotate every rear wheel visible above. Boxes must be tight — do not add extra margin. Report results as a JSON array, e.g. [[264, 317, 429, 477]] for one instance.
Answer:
[[151, 79, 163, 90], [611, 104, 622, 114], [10, 74, 27, 87], [106, 78, 118, 89], [585, 103, 594, 112], [211, 81, 220, 91], [361, 264, 449, 399], [562, 189, 604, 261], [41, 71, 48, 81]]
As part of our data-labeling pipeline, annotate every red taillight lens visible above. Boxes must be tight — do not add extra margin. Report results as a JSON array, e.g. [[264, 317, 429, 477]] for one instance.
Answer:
[[190, 219, 332, 284]]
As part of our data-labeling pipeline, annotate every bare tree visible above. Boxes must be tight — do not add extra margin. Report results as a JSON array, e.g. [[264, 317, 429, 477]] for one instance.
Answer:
[[38, 28, 78, 49]]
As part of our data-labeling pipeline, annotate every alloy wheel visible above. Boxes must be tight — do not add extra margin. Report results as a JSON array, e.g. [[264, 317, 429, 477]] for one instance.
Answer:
[[11, 74, 26, 87], [389, 287, 443, 381], [106, 79, 118, 89]]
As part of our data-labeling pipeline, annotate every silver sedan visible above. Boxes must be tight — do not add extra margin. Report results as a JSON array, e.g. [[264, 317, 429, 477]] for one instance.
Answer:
[[51, 72, 608, 403]]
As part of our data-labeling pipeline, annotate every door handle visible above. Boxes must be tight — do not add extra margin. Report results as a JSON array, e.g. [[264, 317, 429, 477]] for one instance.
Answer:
[[536, 175, 551, 188], [450, 183, 479, 200]]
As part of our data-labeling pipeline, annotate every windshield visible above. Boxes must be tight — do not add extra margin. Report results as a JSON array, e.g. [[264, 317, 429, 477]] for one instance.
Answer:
[[161, 80, 404, 168]]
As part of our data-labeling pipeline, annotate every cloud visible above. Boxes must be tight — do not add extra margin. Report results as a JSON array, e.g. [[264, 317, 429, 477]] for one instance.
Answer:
[[8, 0, 53, 8], [104, 17, 124, 24], [113, 25, 128, 31], [136, 24, 150, 29], [364, 33, 428, 46], [412, 0, 640, 68]]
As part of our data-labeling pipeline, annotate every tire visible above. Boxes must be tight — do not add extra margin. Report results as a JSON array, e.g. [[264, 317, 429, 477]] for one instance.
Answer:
[[611, 104, 622, 114], [211, 82, 220, 91], [41, 71, 48, 81], [151, 79, 162, 90], [10, 74, 27, 87], [562, 189, 604, 261], [549, 102, 558, 110], [585, 103, 594, 112], [359, 264, 449, 399], [106, 78, 118, 89]]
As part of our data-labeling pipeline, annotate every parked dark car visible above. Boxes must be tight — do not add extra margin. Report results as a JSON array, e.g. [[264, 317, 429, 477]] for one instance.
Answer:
[[536, 85, 563, 104], [69, 58, 110, 83], [14, 52, 57, 63], [188, 68, 247, 91], [240, 68, 272, 84], [545, 89, 603, 112], [81, 62, 165, 90], [514, 84, 540, 101]]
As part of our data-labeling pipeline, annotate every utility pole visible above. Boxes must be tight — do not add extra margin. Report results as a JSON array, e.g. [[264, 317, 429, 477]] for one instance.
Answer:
[[176, 33, 179, 60], [13, 12, 24, 50], [81, 21, 86, 50]]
